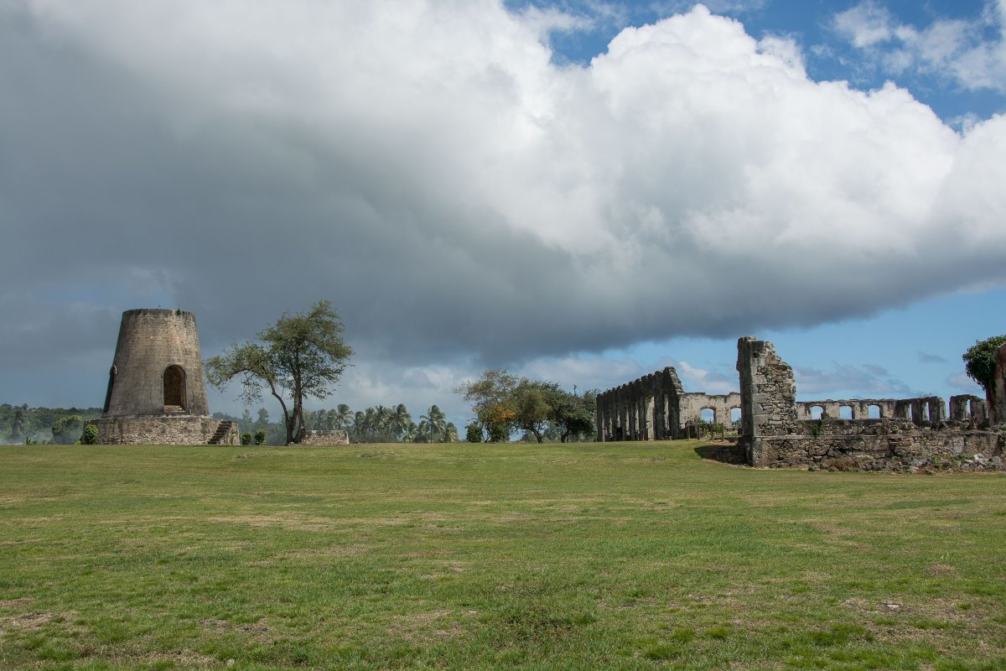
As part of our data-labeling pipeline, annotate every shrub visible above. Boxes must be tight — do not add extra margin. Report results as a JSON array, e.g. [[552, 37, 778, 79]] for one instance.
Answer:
[[465, 422, 483, 443], [254, 430, 266, 445], [240, 432, 252, 445], [81, 423, 98, 445]]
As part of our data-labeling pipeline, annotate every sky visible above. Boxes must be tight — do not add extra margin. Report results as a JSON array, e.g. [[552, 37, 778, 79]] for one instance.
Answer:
[[1, 0, 1005, 429]]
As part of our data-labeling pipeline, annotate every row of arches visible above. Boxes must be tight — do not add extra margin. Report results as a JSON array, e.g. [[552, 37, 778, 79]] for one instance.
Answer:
[[698, 407, 742, 425]]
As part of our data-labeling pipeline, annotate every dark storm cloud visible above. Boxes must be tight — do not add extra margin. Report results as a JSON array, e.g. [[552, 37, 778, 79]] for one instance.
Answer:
[[2, 1, 1006, 409]]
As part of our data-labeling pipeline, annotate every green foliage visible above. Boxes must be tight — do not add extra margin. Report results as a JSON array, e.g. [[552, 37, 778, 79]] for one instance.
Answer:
[[80, 423, 98, 445], [254, 430, 266, 445], [460, 371, 596, 443], [240, 432, 252, 445], [206, 300, 352, 445], [962, 335, 1006, 393], [465, 421, 482, 443]]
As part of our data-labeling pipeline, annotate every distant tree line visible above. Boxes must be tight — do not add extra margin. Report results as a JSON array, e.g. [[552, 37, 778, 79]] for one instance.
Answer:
[[0, 404, 102, 444], [222, 403, 459, 445], [459, 370, 597, 443]]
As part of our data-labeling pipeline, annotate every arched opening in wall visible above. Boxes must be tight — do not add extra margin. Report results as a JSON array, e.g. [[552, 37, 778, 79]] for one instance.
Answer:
[[903, 404, 913, 422], [921, 404, 930, 423], [729, 407, 742, 427], [839, 405, 853, 420], [163, 365, 187, 412], [700, 408, 715, 424], [810, 405, 824, 420], [868, 404, 882, 419], [965, 398, 973, 417]]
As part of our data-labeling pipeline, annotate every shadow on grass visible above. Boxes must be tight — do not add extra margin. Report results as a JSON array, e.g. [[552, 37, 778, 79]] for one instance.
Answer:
[[693, 441, 747, 465]]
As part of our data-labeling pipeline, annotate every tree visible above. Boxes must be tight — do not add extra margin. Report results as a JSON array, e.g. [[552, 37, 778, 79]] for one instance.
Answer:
[[255, 407, 270, 430], [963, 335, 1006, 400], [206, 301, 353, 445], [512, 380, 554, 443], [11, 405, 26, 439], [465, 421, 482, 443], [550, 389, 597, 442], [459, 370, 518, 442], [420, 404, 447, 442]]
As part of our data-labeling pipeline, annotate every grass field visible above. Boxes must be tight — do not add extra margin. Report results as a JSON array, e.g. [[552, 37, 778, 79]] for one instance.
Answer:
[[0, 442, 1004, 671]]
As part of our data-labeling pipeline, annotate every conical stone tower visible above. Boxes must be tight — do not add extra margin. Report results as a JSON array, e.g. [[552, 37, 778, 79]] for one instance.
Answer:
[[93, 309, 236, 445]]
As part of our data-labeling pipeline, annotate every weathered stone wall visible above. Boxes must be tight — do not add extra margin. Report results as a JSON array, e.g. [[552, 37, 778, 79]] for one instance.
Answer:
[[103, 309, 209, 417], [300, 430, 350, 446], [596, 367, 686, 441], [736, 337, 799, 466], [796, 397, 951, 424], [736, 337, 1005, 472], [949, 394, 987, 422], [679, 392, 742, 428], [92, 416, 237, 445]]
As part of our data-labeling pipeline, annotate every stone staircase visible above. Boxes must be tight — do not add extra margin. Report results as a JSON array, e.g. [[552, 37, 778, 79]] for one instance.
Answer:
[[208, 420, 236, 445]]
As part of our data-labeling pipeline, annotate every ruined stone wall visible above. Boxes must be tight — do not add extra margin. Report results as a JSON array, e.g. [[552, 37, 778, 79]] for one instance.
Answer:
[[596, 367, 686, 441], [300, 430, 350, 446], [92, 416, 237, 445], [678, 393, 742, 428], [736, 337, 1005, 472], [735, 337, 799, 465], [103, 309, 209, 417]]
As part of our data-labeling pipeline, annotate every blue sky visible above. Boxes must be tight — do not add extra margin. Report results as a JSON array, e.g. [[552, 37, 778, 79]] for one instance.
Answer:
[[1, 0, 1004, 428]]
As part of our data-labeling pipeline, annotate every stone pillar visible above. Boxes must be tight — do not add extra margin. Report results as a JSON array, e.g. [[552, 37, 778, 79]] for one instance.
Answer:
[[949, 395, 967, 421], [645, 395, 655, 441], [928, 398, 946, 423], [596, 393, 605, 442], [737, 337, 798, 467]]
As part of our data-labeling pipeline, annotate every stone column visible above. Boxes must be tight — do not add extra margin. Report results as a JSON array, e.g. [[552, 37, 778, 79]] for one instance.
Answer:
[[736, 337, 798, 467]]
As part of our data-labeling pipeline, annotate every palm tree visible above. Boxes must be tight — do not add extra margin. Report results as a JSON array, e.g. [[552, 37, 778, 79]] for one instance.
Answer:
[[335, 404, 353, 432], [420, 405, 447, 443], [391, 404, 412, 442]]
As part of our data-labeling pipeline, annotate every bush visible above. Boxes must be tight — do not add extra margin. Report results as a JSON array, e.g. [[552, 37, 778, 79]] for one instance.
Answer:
[[240, 432, 252, 445], [254, 430, 266, 445], [465, 422, 483, 443], [80, 423, 98, 445]]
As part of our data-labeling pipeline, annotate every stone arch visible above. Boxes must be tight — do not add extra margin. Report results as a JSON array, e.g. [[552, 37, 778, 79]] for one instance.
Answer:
[[163, 365, 187, 411], [839, 405, 854, 420], [700, 407, 716, 424], [729, 407, 742, 425], [868, 404, 882, 419], [810, 405, 825, 420]]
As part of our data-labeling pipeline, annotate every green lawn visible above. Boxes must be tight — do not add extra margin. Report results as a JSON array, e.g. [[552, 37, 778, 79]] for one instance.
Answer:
[[0, 442, 1004, 671]]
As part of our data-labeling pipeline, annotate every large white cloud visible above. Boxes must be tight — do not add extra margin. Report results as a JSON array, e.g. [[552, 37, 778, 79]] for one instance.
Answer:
[[2, 1, 1005, 407]]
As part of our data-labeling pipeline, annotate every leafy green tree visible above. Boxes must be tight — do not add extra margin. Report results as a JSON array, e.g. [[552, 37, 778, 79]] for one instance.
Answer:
[[963, 335, 1006, 399], [256, 407, 270, 430], [459, 370, 518, 442], [550, 389, 597, 442], [51, 415, 83, 444], [444, 422, 459, 443], [206, 301, 353, 445], [512, 380, 554, 443], [465, 421, 482, 443]]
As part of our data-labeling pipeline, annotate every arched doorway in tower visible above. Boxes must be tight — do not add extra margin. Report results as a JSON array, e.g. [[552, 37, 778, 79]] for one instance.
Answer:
[[163, 365, 187, 412]]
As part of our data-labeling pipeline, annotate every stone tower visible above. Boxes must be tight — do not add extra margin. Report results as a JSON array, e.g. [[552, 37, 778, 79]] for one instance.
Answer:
[[93, 309, 236, 445]]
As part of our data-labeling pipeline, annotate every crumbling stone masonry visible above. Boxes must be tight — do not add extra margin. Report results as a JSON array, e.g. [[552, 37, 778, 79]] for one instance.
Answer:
[[299, 430, 350, 446], [91, 309, 237, 445], [736, 337, 1004, 471], [595, 368, 741, 441]]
